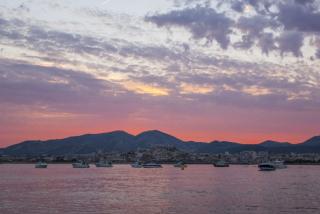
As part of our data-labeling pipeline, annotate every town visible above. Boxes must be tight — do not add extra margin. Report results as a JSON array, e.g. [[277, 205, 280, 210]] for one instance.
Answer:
[[1, 146, 320, 165]]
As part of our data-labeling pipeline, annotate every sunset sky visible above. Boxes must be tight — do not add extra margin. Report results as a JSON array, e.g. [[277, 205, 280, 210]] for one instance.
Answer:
[[0, 0, 319, 147]]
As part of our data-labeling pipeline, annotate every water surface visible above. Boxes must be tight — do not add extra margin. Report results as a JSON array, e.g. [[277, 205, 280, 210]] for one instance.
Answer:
[[1, 164, 319, 214]]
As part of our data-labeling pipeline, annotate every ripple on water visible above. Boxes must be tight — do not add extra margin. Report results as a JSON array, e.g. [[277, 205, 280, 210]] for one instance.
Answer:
[[1, 164, 320, 214]]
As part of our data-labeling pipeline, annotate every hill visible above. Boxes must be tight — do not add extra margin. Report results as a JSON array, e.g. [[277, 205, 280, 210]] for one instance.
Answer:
[[259, 140, 292, 147], [2, 131, 320, 155], [301, 136, 320, 146]]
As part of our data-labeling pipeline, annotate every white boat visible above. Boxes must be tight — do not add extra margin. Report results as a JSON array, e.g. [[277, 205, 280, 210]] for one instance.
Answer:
[[272, 160, 287, 169], [213, 160, 229, 167], [142, 162, 162, 168], [72, 161, 90, 168], [131, 161, 143, 168], [95, 160, 112, 167], [258, 162, 276, 171], [35, 161, 47, 168]]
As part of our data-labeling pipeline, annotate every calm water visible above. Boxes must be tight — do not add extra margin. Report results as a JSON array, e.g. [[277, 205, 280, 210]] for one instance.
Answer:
[[0, 164, 320, 214]]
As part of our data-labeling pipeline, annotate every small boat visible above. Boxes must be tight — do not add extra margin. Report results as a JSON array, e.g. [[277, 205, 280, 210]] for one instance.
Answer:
[[95, 160, 112, 167], [258, 162, 276, 171], [142, 162, 162, 168], [72, 161, 90, 168], [213, 160, 229, 167], [174, 161, 187, 168], [35, 161, 47, 168], [272, 160, 287, 169], [131, 161, 143, 168]]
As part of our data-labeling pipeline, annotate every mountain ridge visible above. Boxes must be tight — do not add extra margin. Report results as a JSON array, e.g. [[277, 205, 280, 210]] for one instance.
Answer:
[[259, 140, 292, 147], [1, 130, 320, 155]]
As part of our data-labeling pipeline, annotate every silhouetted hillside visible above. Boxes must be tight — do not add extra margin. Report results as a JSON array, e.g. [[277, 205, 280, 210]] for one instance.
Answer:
[[2, 130, 320, 155]]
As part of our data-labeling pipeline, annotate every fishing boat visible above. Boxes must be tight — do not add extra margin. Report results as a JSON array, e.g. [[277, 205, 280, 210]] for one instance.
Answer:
[[258, 162, 276, 171], [35, 161, 48, 168], [72, 160, 90, 168], [213, 160, 230, 167], [95, 160, 112, 167], [142, 162, 162, 168]]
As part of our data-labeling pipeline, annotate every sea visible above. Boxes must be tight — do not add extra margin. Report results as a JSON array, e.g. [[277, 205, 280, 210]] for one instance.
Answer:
[[0, 164, 319, 214]]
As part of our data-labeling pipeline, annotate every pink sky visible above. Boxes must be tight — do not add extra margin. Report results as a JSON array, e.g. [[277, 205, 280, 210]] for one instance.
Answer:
[[0, 0, 319, 147]]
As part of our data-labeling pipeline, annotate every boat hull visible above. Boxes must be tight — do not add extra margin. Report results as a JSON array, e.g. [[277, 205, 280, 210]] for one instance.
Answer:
[[258, 163, 276, 171], [213, 161, 230, 167], [259, 167, 276, 171], [142, 163, 162, 168], [143, 166, 162, 168], [35, 165, 47, 168], [214, 164, 229, 167]]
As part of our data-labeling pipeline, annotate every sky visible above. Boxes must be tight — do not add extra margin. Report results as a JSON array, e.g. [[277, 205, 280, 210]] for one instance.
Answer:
[[0, 0, 319, 147]]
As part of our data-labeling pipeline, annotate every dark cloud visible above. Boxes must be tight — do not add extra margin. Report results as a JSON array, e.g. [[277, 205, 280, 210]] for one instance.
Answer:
[[277, 2, 320, 33], [316, 48, 320, 59], [258, 32, 276, 55], [278, 31, 304, 57], [231, 1, 245, 12], [0, 58, 146, 117], [145, 6, 234, 49], [294, 0, 315, 5], [145, 0, 320, 58], [237, 15, 276, 37], [235, 15, 277, 49], [0, 60, 113, 107]]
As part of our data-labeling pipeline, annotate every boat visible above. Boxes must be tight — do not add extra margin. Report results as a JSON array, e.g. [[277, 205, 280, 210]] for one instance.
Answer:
[[174, 161, 187, 168], [142, 162, 162, 168], [131, 161, 143, 168], [95, 160, 112, 167], [72, 161, 90, 168], [213, 160, 229, 167], [272, 160, 287, 169], [35, 161, 48, 168], [258, 162, 276, 171]]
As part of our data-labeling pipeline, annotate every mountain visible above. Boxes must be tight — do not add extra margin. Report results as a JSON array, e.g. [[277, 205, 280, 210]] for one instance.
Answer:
[[135, 130, 184, 148], [2, 130, 196, 156], [259, 140, 292, 147], [301, 136, 320, 146], [135, 130, 201, 152], [3, 131, 137, 155], [2, 130, 320, 156]]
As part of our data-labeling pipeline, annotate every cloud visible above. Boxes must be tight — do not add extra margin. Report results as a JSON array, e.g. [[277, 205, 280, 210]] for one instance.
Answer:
[[277, 31, 304, 57], [231, 1, 245, 12], [145, 0, 320, 58], [1, 3, 319, 113], [235, 15, 277, 49], [145, 5, 234, 49], [277, 2, 320, 33], [0, 58, 136, 115], [180, 83, 215, 94], [316, 49, 320, 59], [121, 80, 170, 96], [258, 32, 277, 55]]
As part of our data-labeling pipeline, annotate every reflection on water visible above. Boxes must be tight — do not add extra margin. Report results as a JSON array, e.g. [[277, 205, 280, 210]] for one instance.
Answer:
[[1, 164, 320, 214]]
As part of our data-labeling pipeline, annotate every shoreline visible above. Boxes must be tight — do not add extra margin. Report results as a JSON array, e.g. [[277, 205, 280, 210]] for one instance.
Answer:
[[1, 162, 320, 165]]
